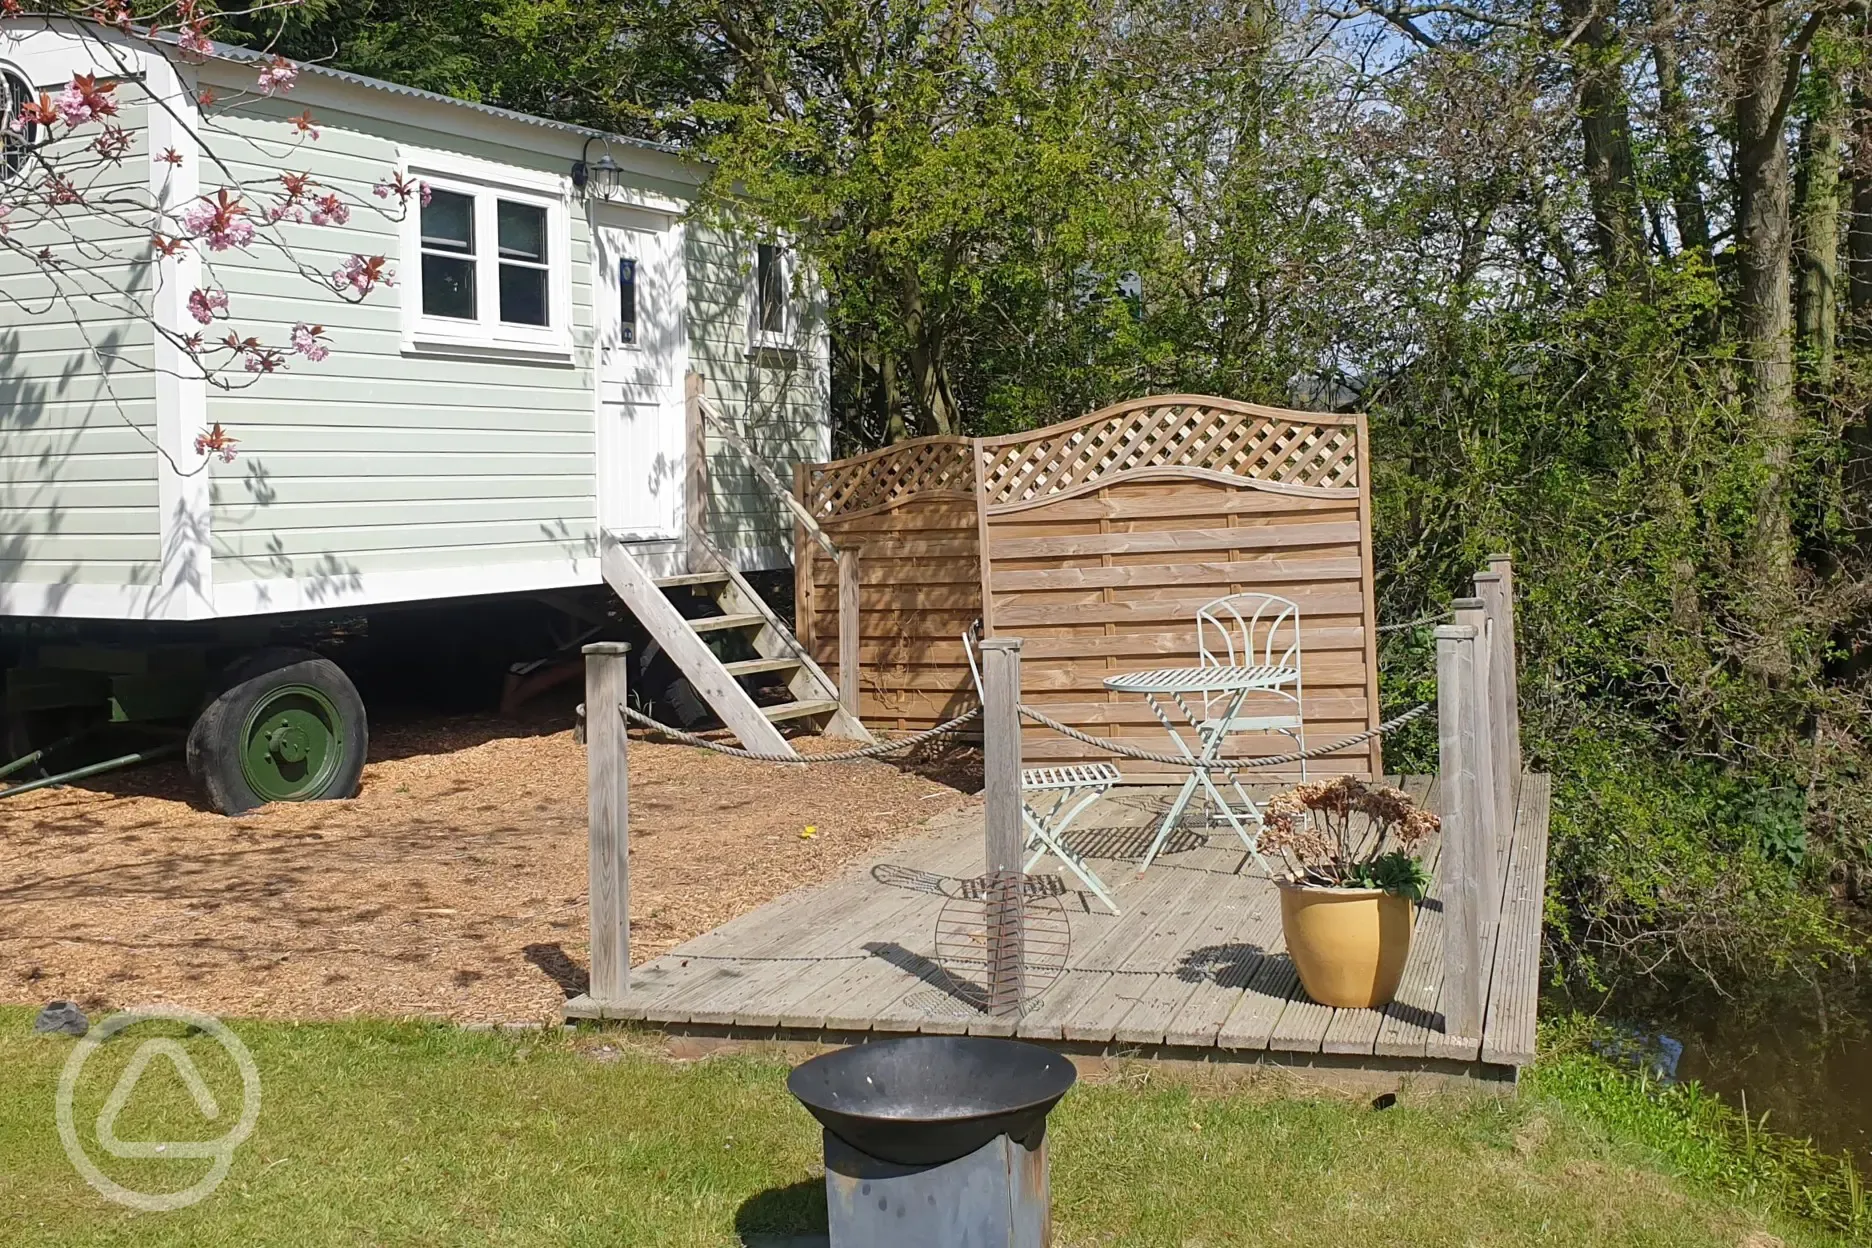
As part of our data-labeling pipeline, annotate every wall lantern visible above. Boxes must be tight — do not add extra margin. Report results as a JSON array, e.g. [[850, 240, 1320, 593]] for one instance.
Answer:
[[572, 136, 621, 199]]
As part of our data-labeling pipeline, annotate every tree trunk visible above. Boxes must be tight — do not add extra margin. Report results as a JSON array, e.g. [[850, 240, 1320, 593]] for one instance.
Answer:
[[1650, 3, 1711, 255], [1794, 67, 1845, 386], [1732, 4, 1801, 671], [1852, 86, 1872, 336], [1563, 0, 1644, 274], [899, 268, 957, 437]]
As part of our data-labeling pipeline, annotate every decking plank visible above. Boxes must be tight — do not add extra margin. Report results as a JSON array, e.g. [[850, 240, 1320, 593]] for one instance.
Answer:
[[1058, 868, 1232, 1043], [685, 839, 982, 1027], [1108, 880, 1259, 1046], [1161, 878, 1285, 1047], [1011, 867, 1202, 1041], [1482, 773, 1549, 1066], [631, 815, 983, 1024]]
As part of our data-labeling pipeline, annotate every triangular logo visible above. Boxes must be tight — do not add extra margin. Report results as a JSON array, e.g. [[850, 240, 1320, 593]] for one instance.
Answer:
[[95, 1039, 224, 1160]]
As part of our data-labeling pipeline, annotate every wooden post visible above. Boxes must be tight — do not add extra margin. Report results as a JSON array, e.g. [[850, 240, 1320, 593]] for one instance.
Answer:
[[978, 637, 1026, 1018], [1451, 596, 1500, 929], [1436, 624, 1488, 1040], [837, 547, 861, 719], [1484, 553, 1522, 793], [684, 371, 711, 573], [584, 642, 631, 1004], [1472, 568, 1518, 848]]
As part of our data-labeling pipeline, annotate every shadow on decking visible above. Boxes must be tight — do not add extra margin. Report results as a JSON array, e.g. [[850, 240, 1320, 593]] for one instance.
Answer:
[[864, 941, 987, 1012]]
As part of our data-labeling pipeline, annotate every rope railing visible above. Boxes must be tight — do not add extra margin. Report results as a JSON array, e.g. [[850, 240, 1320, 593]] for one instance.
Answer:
[[1377, 609, 1455, 633], [614, 698, 1431, 770], [1013, 701, 1432, 770], [619, 703, 981, 763]]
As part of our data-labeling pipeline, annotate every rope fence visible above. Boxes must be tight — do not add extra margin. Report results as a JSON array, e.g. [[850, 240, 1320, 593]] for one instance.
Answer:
[[619, 703, 982, 763], [1013, 701, 1432, 770], [615, 698, 1431, 770], [1377, 609, 1455, 633]]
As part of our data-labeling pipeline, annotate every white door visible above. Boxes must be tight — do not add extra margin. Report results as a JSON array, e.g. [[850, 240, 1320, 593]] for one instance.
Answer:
[[594, 209, 687, 540]]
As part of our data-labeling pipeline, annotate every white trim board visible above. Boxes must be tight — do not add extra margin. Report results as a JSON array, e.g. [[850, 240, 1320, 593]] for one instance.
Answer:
[[213, 556, 603, 617], [146, 47, 214, 621]]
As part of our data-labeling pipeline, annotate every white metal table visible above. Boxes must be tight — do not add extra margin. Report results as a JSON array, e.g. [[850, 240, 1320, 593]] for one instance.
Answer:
[[1103, 664, 1295, 875]]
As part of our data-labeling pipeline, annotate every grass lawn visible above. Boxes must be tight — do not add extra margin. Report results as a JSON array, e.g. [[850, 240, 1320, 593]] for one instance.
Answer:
[[0, 1006, 1839, 1247]]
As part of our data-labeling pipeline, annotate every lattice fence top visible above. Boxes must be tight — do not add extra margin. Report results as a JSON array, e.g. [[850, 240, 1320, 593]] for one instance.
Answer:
[[802, 436, 975, 520], [976, 395, 1360, 510]]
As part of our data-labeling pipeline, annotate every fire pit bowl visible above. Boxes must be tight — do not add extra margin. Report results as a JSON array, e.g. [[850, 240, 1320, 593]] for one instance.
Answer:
[[787, 1035, 1076, 1167]]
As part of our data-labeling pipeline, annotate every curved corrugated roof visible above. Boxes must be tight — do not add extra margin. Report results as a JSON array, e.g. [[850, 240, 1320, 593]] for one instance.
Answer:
[[209, 40, 687, 158], [3, 16, 691, 159]]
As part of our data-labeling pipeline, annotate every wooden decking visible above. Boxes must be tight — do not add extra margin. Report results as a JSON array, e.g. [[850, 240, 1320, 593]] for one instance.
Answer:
[[567, 773, 1551, 1078]]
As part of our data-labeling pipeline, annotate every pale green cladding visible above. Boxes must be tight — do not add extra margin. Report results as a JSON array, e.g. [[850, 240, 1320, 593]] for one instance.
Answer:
[[0, 88, 158, 600], [200, 98, 602, 590]]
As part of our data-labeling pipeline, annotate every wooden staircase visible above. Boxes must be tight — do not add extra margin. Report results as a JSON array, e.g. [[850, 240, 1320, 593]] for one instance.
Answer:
[[600, 534, 869, 758]]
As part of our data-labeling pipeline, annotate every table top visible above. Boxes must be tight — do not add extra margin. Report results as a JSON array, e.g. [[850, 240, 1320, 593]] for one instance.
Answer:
[[1103, 664, 1298, 694]]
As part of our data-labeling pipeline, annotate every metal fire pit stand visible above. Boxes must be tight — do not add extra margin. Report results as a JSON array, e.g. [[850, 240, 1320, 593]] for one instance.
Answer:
[[823, 1128, 1050, 1248]]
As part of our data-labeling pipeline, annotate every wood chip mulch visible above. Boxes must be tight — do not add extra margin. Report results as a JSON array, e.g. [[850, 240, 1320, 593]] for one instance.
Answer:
[[0, 714, 981, 1024]]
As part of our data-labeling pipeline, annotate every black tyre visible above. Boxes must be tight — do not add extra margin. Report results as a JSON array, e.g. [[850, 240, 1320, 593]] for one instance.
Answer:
[[187, 648, 368, 815]]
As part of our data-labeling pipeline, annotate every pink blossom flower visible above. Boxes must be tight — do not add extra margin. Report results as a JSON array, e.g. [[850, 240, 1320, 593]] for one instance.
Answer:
[[372, 174, 433, 207], [178, 26, 214, 58], [0, 202, 11, 237], [309, 193, 350, 226], [195, 423, 239, 462], [331, 254, 393, 295], [180, 190, 255, 251], [256, 58, 297, 96], [186, 287, 228, 325], [290, 323, 331, 363], [53, 76, 118, 128]]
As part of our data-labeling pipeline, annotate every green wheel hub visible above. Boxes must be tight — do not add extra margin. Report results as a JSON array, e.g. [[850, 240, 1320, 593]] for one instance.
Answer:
[[239, 683, 345, 802]]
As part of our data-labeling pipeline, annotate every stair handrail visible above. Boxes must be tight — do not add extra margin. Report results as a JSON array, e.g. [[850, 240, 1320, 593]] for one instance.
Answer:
[[693, 386, 840, 560]]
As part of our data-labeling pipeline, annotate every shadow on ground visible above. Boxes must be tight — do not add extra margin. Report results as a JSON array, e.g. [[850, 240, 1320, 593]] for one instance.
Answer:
[[736, 1177, 828, 1245]]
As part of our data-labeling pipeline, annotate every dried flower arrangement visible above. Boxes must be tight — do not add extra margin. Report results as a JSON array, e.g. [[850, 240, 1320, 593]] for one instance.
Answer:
[[1257, 775, 1440, 901]]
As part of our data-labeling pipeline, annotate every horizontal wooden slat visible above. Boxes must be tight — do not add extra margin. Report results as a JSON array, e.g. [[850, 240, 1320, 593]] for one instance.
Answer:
[[988, 521, 1360, 560]]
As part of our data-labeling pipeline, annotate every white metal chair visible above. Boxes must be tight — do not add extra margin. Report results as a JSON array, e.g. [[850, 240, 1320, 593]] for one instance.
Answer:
[[1112, 593, 1304, 876], [964, 624, 1121, 915], [1195, 592, 1307, 779]]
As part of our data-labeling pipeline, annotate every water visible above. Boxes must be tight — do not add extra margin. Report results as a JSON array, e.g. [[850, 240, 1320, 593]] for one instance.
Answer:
[[1637, 978, 1872, 1170]]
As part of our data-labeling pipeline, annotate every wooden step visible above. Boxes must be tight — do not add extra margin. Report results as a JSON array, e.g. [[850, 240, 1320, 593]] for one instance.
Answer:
[[655, 570, 731, 589], [723, 656, 802, 677], [687, 612, 766, 634], [760, 698, 841, 723]]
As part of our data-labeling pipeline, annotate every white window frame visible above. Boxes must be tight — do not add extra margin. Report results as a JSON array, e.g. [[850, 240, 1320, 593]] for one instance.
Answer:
[[398, 148, 574, 361], [747, 239, 798, 352], [0, 60, 42, 183]]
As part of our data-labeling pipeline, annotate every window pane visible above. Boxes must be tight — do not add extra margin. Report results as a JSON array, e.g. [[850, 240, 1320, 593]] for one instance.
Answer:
[[500, 263, 549, 326], [619, 257, 637, 345], [422, 254, 476, 320], [757, 243, 786, 336], [422, 189, 474, 253], [2, 72, 35, 180], [497, 201, 547, 262]]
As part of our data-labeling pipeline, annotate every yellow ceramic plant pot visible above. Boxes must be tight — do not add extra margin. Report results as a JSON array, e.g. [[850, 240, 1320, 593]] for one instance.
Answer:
[[1277, 882, 1413, 1009]]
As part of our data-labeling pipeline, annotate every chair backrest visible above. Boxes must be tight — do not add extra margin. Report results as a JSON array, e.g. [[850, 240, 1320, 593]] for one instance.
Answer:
[[962, 618, 987, 700], [1196, 593, 1302, 674]]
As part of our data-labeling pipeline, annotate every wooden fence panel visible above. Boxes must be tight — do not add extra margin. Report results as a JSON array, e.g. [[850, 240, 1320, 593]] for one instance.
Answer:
[[977, 397, 1380, 780], [798, 439, 980, 732], [795, 396, 1381, 776]]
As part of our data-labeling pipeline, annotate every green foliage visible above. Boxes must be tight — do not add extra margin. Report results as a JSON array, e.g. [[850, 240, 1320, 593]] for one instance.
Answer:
[[1345, 849, 1433, 902], [1529, 1014, 1872, 1237]]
